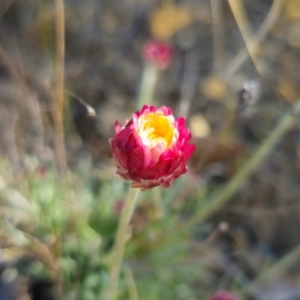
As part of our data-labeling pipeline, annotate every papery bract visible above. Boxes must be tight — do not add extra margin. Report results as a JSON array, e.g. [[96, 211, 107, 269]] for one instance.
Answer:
[[208, 290, 239, 300], [143, 40, 172, 70], [109, 105, 195, 190]]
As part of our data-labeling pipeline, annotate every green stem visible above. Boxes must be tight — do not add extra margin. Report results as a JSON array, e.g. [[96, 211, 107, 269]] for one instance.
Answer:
[[105, 187, 141, 300], [153, 187, 164, 218], [137, 62, 159, 108], [186, 98, 300, 228], [124, 267, 138, 300]]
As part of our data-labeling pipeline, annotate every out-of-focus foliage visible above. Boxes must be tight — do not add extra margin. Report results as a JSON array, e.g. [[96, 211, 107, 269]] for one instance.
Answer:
[[1, 0, 300, 299]]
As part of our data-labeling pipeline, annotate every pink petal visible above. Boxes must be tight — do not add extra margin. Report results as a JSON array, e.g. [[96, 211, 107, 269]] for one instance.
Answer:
[[116, 126, 131, 147], [182, 144, 196, 159], [111, 139, 128, 169], [115, 121, 122, 134], [159, 149, 177, 161], [176, 117, 186, 130], [125, 134, 137, 151], [158, 106, 172, 116]]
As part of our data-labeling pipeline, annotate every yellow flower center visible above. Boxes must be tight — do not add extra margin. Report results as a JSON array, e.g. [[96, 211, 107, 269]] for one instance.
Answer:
[[138, 112, 176, 149]]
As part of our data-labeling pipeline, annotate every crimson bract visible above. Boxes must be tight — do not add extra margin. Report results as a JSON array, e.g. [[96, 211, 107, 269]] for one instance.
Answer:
[[109, 105, 195, 190]]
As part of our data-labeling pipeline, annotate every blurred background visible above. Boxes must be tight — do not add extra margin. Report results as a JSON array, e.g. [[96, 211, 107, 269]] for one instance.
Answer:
[[1, 0, 300, 299]]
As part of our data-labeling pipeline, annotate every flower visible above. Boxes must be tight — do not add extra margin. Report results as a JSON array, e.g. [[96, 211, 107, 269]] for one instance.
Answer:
[[109, 105, 195, 190], [143, 40, 172, 70], [208, 290, 239, 300]]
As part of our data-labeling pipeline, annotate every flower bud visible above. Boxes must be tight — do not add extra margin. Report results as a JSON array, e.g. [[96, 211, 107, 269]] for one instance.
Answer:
[[109, 105, 195, 190], [208, 290, 239, 300], [143, 40, 172, 70]]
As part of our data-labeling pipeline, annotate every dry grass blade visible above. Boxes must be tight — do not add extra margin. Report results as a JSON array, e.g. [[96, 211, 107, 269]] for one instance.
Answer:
[[210, 0, 224, 74], [178, 49, 200, 118], [0, 44, 28, 92], [53, 0, 67, 172], [0, 47, 45, 171], [225, 0, 285, 77], [228, 0, 263, 75]]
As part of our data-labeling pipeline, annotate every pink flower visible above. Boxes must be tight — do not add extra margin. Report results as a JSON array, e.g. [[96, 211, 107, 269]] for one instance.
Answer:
[[208, 290, 239, 300], [109, 105, 195, 190], [143, 40, 172, 70]]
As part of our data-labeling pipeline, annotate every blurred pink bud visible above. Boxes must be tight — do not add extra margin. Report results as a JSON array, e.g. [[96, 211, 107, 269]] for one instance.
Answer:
[[36, 165, 48, 178], [208, 290, 239, 300], [143, 40, 172, 70], [114, 200, 125, 215]]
